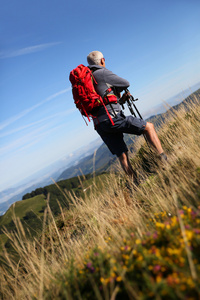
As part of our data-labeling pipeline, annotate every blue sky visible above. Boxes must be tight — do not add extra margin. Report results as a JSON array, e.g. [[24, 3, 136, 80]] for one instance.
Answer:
[[0, 0, 200, 192]]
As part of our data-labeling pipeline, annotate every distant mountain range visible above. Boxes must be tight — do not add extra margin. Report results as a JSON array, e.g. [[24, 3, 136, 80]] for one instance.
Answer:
[[0, 86, 199, 216], [143, 81, 200, 119]]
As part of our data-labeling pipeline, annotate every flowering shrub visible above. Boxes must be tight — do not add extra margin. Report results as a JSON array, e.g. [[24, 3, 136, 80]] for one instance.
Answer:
[[47, 206, 200, 299]]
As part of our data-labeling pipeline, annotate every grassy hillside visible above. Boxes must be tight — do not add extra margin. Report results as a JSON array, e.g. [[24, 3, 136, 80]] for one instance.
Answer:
[[0, 92, 200, 299], [0, 194, 46, 251], [0, 173, 108, 251], [0, 194, 46, 227]]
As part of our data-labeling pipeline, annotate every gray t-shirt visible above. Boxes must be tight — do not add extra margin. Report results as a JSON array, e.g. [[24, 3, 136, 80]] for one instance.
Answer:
[[89, 65, 130, 122]]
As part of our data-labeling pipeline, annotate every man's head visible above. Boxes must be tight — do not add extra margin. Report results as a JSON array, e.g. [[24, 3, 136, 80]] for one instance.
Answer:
[[87, 51, 105, 67]]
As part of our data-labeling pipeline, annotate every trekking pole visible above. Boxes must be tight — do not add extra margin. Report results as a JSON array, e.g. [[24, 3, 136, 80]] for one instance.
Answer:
[[125, 94, 137, 117], [124, 89, 142, 118], [123, 89, 151, 150]]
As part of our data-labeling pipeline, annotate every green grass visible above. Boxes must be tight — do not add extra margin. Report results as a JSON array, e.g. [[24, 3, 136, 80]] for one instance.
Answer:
[[0, 174, 108, 251], [0, 194, 46, 227], [0, 194, 46, 251]]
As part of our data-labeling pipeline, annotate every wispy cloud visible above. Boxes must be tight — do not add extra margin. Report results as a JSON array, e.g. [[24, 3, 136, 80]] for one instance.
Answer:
[[0, 88, 71, 131], [0, 118, 70, 158], [0, 42, 61, 59], [0, 123, 49, 156], [0, 108, 76, 138]]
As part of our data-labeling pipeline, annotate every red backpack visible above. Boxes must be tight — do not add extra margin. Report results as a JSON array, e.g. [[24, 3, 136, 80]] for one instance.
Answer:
[[69, 64, 116, 125]]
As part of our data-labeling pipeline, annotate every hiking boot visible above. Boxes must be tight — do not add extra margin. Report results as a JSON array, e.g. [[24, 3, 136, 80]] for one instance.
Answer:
[[159, 152, 168, 162]]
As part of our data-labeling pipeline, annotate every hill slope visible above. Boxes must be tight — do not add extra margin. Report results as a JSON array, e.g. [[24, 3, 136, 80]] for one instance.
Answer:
[[0, 90, 199, 299], [0, 194, 46, 250], [0, 173, 108, 251]]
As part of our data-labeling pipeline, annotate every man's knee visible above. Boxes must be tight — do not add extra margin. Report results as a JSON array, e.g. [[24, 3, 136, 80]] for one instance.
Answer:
[[144, 122, 154, 132]]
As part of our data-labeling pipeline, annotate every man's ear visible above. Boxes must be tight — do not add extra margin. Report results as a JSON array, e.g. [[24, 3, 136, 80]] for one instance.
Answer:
[[100, 57, 105, 67]]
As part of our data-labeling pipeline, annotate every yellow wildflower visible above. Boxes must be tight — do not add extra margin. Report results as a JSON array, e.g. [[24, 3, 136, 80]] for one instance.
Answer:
[[137, 255, 143, 261], [135, 239, 141, 244], [122, 254, 129, 260], [132, 249, 137, 255], [100, 277, 110, 285], [179, 257, 185, 264], [100, 277, 105, 284], [167, 248, 181, 256], [110, 272, 116, 278], [185, 230, 193, 240], [116, 276, 122, 282], [155, 248, 161, 257], [105, 278, 110, 284], [156, 275, 162, 283], [156, 222, 165, 229], [171, 216, 177, 226], [187, 278, 195, 288]]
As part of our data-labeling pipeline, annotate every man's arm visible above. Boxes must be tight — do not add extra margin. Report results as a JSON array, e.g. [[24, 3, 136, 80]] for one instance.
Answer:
[[92, 67, 130, 99], [103, 68, 130, 91]]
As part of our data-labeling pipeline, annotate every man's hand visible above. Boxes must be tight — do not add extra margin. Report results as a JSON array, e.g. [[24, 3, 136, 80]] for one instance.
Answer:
[[119, 91, 131, 104]]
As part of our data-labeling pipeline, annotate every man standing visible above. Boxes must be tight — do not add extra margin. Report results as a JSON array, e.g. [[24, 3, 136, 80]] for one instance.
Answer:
[[87, 51, 167, 181]]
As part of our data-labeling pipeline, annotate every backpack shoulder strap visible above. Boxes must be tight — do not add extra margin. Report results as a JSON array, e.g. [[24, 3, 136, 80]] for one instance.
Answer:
[[88, 66, 99, 73]]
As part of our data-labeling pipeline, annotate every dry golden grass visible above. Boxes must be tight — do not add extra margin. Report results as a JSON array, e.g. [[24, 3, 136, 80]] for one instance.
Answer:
[[0, 94, 199, 299]]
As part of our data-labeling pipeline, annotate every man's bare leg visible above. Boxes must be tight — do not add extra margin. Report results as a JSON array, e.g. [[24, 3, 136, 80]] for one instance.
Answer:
[[118, 152, 138, 183], [118, 122, 167, 180], [143, 122, 164, 154], [118, 122, 167, 179]]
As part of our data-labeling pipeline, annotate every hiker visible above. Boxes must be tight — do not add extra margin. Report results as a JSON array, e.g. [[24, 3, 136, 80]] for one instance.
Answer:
[[86, 51, 167, 181]]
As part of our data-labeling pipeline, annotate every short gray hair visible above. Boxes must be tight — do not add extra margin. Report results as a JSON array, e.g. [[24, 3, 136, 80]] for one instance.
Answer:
[[87, 51, 104, 65]]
